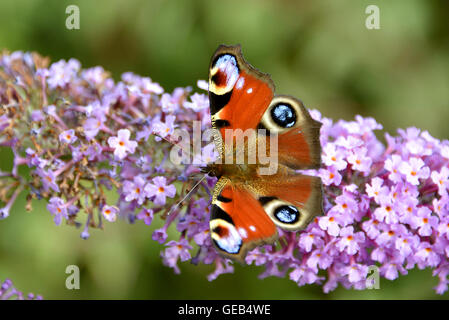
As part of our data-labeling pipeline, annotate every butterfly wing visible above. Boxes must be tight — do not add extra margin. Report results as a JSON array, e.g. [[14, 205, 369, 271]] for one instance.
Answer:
[[259, 95, 322, 170], [208, 44, 274, 136], [210, 172, 323, 262], [208, 45, 321, 170], [210, 177, 278, 263], [248, 169, 323, 231]]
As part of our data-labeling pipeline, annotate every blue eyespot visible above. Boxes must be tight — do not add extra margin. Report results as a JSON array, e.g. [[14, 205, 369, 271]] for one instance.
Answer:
[[274, 205, 299, 224], [270, 103, 296, 128]]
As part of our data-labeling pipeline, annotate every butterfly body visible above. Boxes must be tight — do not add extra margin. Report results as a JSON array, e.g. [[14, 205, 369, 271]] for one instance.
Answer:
[[206, 44, 323, 263]]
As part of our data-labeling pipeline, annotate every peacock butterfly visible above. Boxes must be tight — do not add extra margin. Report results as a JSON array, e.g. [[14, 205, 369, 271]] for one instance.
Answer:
[[203, 44, 323, 263]]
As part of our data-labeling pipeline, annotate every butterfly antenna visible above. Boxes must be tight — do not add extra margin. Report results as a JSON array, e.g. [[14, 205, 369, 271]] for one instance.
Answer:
[[153, 131, 193, 159], [167, 173, 208, 216]]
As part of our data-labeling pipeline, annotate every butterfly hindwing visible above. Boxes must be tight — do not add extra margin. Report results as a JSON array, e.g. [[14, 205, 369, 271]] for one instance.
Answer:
[[249, 169, 323, 231], [210, 177, 278, 263], [210, 172, 323, 261], [259, 95, 322, 170]]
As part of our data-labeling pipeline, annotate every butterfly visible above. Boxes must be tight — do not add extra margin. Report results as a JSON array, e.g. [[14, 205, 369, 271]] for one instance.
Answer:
[[203, 44, 324, 263]]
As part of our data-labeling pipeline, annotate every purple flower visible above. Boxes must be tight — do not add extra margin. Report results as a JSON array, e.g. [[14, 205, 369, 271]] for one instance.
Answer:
[[298, 229, 325, 252], [289, 266, 323, 286], [152, 227, 168, 244], [59, 129, 78, 144], [366, 177, 389, 204], [410, 207, 438, 236], [306, 249, 332, 271], [145, 176, 176, 206], [122, 175, 148, 205], [399, 157, 430, 185], [374, 198, 400, 224], [431, 167, 449, 196], [81, 66, 106, 86], [137, 208, 154, 225], [83, 117, 103, 140], [336, 226, 365, 255], [346, 147, 372, 175], [415, 243, 440, 268], [322, 144, 347, 170], [101, 205, 119, 222], [151, 115, 176, 138], [46, 58, 80, 89], [342, 264, 369, 283], [161, 239, 193, 274], [26, 148, 47, 168], [395, 233, 419, 257], [184, 93, 209, 112], [37, 169, 60, 193], [47, 197, 69, 226], [108, 129, 138, 160], [318, 214, 341, 236]]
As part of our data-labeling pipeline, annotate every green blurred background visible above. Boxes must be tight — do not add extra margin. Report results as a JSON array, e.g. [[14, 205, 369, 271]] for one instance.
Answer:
[[1, 0, 448, 299]]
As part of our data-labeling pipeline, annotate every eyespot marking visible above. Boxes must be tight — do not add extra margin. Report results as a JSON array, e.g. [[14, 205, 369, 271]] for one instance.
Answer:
[[271, 103, 297, 128], [274, 205, 300, 224], [210, 219, 242, 254], [211, 54, 239, 90], [211, 71, 227, 87]]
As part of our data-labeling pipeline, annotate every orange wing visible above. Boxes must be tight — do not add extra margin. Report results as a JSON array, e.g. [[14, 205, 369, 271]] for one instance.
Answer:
[[208, 44, 274, 137], [261, 95, 322, 170], [210, 172, 323, 262], [210, 178, 277, 263], [208, 45, 321, 170]]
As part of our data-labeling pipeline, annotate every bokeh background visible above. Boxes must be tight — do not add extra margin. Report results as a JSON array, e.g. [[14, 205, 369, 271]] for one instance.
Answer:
[[1, 0, 448, 299]]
